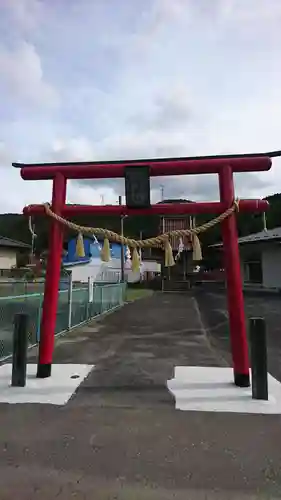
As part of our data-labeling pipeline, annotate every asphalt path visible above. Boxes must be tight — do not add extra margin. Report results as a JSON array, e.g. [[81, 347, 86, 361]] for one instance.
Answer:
[[0, 291, 280, 499]]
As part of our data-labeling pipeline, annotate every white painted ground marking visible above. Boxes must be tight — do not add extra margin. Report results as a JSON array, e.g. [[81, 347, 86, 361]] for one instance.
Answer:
[[167, 366, 281, 414], [0, 364, 94, 405]]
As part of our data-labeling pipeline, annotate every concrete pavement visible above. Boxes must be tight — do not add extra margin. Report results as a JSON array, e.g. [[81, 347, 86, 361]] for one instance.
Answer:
[[0, 291, 280, 499]]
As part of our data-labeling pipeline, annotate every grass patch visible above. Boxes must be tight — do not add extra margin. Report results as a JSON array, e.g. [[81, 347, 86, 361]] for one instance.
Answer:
[[125, 288, 153, 302]]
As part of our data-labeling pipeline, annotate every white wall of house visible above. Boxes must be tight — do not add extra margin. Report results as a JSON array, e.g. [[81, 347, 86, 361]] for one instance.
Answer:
[[65, 258, 121, 283], [0, 248, 17, 269], [239, 244, 262, 284], [239, 242, 281, 289], [64, 258, 161, 284], [262, 245, 281, 289]]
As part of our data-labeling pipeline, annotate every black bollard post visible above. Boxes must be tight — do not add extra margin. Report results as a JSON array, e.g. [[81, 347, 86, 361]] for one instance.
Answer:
[[249, 317, 268, 400], [11, 313, 29, 387]]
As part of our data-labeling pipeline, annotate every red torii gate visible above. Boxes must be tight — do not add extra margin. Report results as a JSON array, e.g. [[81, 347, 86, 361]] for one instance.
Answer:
[[14, 153, 272, 387]]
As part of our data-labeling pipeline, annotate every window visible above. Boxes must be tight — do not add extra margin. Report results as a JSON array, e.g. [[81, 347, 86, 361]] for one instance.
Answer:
[[244, 252, 263, 284]]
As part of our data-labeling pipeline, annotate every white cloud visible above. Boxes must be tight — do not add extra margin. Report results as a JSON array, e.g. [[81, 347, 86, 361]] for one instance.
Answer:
[[1, 0, 281, 216], [0, 142, 12, 166], [218, 0, 281, 22], [129, 84, 194, 131], [67, 183, 118, 207], [138, 0, 190, 41], [51, 137, 95, 162], [3, 0, 43, 30], [0, 42, 59, 108]]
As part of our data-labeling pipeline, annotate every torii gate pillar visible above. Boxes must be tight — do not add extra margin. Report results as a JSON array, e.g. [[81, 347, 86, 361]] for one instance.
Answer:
[[219, 166, 249, 386]]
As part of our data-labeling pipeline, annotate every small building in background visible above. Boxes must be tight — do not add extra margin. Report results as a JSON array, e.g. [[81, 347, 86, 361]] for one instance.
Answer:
[[155, 199, 194, 280], [63, 236, 161, 284], [211, 227, 281, 291], [0, 236, 30, 271], [64, 237, 126, 264]]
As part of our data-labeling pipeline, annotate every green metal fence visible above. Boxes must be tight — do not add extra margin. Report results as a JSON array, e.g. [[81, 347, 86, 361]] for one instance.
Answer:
[[0, 282, 126, 360]]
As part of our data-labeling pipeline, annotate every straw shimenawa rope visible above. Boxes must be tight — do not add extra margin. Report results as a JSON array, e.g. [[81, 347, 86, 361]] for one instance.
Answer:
[[42, 200, 240, 249]]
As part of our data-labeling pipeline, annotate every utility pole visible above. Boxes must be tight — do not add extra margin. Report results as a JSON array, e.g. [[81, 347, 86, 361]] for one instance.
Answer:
[[160, 185, 165, 240], [262, 212, 267, 232], [119, 196, 125, 282], [31, 226, 36, 256]]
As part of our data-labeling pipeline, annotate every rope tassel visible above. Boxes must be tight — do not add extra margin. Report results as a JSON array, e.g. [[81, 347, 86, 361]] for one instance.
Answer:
[[100, 238, 111, 262], [164, 239, 175, 267], [131, 248, 140, 272], [76, 232, 85, 258], [192, 233, 202, 261]]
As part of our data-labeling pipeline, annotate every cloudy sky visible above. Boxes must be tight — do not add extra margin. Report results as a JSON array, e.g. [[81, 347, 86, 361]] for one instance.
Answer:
[[0, 0, 281, 213]]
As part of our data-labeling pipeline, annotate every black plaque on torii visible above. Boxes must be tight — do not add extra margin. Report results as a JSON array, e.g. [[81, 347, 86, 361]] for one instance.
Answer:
[[124, 165, 151, 209]]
